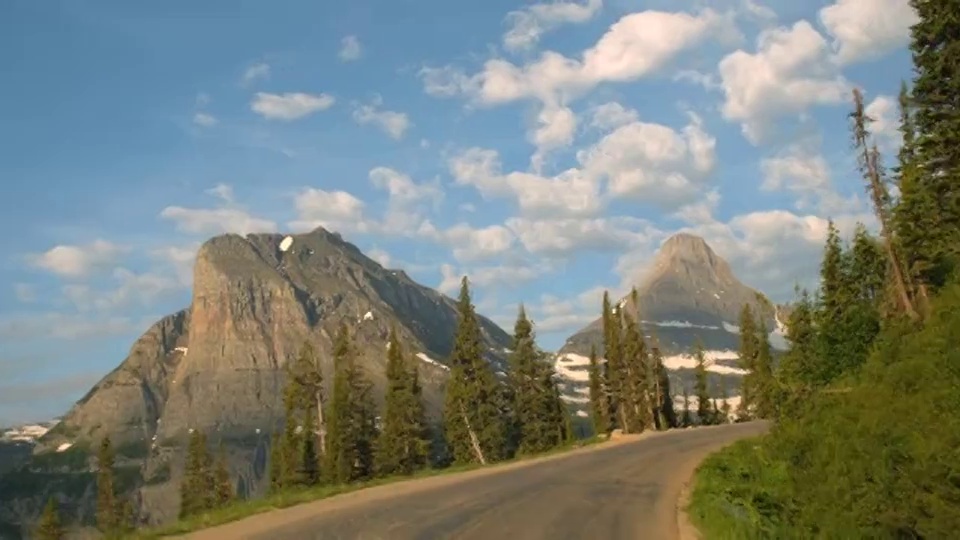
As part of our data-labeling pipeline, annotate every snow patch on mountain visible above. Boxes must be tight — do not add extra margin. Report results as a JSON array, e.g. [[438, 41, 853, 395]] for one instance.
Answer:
[[554, 353, 591, 382], [661, 350, 748, 376], [1, 423, 52, 443], [415, 352, 450, 371]]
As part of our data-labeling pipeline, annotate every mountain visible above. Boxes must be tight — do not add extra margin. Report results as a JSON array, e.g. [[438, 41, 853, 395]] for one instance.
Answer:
[[0, 227, 512, 534], [553, 233, 788, 417], [0, 421, 58, 475]]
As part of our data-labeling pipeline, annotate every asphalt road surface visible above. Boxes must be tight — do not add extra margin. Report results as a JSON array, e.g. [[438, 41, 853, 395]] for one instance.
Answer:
[[180, 422, 769, 540]]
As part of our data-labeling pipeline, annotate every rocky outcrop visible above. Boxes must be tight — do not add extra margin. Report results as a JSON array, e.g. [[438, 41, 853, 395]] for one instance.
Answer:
[[2, 227, 511, 533], [554, 233, 786, 415]]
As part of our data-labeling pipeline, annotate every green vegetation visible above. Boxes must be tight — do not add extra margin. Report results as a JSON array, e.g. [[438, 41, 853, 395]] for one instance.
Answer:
[[689, 4, 960, 536], [96, 437, 133, 538], [34, 498, 65, 540]]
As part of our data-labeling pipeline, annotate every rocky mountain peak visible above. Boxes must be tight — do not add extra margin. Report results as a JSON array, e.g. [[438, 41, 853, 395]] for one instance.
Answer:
[[643, 233, 736, 290]]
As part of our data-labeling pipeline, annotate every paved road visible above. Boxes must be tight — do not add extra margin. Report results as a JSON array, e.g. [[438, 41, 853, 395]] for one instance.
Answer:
[[181, 422, 769, 540]]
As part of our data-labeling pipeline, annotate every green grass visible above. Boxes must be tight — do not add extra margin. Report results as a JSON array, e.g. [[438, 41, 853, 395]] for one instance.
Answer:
[[130, 436, 602, 539], [686, 436, 800, 540]]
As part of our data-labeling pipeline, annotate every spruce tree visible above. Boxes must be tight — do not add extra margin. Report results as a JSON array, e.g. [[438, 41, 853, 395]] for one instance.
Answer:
[[213, 445, 234, 507], [737, 304, 759, 417], [651, 344, 677, 429], [35, 497, 64, 540], [290, 342, 326, 460], [620, 311, 648, 433], [907, 0, 960, 288], [532, 351, 569, 451], [95, 436, 123, 534], [180, 430, 214, 518], [693, 341, 711, 425], [442, 277, 508, 465], [325, 323, 378, 483], [587, 345, 610, 436], [509, 305, 542, 454], [754, 320, 777, 419], [377, 326, 429, 476], [601, 292, 626, 430]]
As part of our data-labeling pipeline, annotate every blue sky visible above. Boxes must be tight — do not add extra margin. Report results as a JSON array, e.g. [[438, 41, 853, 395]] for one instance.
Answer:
[[0, 0, 917, 425]]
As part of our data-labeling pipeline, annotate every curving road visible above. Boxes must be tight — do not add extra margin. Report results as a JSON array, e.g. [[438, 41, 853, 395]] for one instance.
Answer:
[[179, 422, 769, 540]]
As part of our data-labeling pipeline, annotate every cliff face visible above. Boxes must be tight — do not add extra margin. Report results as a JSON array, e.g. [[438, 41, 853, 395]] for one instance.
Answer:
[[2, 227, 511, 532]]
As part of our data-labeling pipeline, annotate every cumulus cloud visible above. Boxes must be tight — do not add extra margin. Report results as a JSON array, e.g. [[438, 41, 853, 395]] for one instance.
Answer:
[[437, 261, 548, 295], [718, 20, 850, 144], [369, 166, 442, 231], [150, 243, 201, 287], [27, 240, 127, 278], [449, 108, 715, 218], [506, 216, 656, 258], [589, 101, 639, 130], [62, 268, 182, 312], [819, 0, 918, 65], [353, 97, 412, 140], [503, 0, 603, 52], [339, 35, 363, 61], [251, 92, 336, 121], [289, 188, 369, 234], [864, 94, 901, 152], [420, 222, 517, 262]]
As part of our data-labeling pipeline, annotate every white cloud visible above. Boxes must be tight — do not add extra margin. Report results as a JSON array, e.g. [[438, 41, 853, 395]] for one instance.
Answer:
[[503, 0, 603, 52], [150, 243, 201, 287], [27, 240, 127, 278], [589, 101, 639, 130], [251, 92, 336, 121], [423, 8, 735, 105], [718, 20, 850, 144], [367, 247, 392, 268], [192, 112, 218, 127], [369, 167, 441, 206], [506, 216, 655, 258], [339, 35, 363, 61], [241, 62, 271, 86], [353, 98, 412, 140], [760, 145, 831, 197], [864, 94, 901, 152], [449, 109, 715, 218], [160, 206, 277, 236], [289, 188, 370, 234], [420, 222, 516, 262], [819, 0, 918, 64]]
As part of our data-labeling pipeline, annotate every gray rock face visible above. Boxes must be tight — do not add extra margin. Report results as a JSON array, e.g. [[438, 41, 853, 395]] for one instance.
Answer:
[[553, 233, 787, 415], [1, 227, 511, 533]]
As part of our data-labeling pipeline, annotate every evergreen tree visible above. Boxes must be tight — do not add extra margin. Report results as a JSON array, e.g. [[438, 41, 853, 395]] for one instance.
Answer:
[[289, 342, 326, 460], [620, 309, 649, 432], [180, 430, 214, 518], [442, 277, 509, 465], [268, 433, 285, 492], [906, 0, 960, 289], [213, 445, 234, 507], [650, 344, 677, 429], [850, 88, 918, 319], [532, 350, 569, 451], [377, 326, 429, 476], [693, 341, 711, 425], [95, 436, 124, 534], [509, 305, 542, 453], [736, 304, 760, 417], [753, 320, 777, 419], [587, 345, 610, 436], [325, 323, 378, 483], [601, 292, 626, 430], [719, 381, 732, 424], [35, 498, 64, 540]]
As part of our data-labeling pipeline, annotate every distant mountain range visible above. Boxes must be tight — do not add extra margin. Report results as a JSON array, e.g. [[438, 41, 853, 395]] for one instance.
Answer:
[[0, 228, 787, 537]]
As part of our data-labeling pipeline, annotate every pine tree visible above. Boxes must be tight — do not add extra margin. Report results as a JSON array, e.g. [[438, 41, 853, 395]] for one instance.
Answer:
[[290, 341, 326, 459], [601, 292, 626, 431], [587, 345, 610, 436], [95, 436, 124, 534], [620, 309, 649, 432], [850, 88, 918, 319], [180, 430, 214, 518], [377, 326, 429, 476], [906, 0, 960, 288], [753, 320, 777, 419], [213, 445, 234, 507], [35, 498, 64, 540], [693, 341, 711, 425], [736, 303, 760, 417], [442, 277, 509, 465], [509, 305, 542, 453], [325, 323, 378, 483], [650, 344, 677, 429]]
